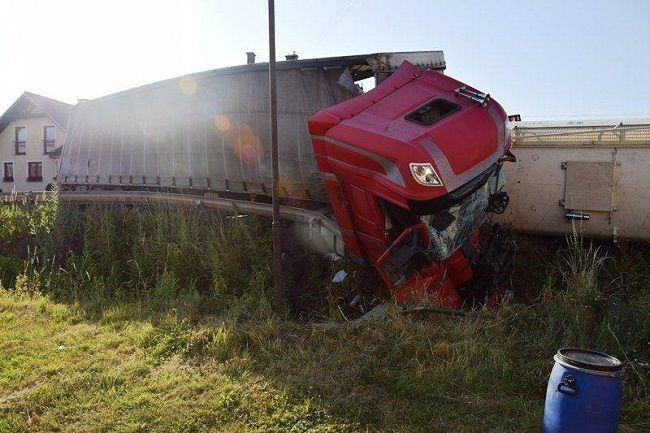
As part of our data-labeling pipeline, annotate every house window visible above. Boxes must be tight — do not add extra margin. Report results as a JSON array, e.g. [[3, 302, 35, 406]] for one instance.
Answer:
[[15, 126, 26, 155], [3, 162, 13, 182], [43, 126, 56, 154], [27, 162, 43, 182]]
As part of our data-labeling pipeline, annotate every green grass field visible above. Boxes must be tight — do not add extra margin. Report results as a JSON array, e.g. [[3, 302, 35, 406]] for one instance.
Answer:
[[0, 193, 648, 432]]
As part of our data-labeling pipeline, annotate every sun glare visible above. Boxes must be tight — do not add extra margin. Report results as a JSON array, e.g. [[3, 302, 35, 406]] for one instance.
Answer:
[[0, 0, 207, 107]]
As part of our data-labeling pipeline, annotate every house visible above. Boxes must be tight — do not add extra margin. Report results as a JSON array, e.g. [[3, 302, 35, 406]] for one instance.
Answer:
[[0, 92, 71, 193]]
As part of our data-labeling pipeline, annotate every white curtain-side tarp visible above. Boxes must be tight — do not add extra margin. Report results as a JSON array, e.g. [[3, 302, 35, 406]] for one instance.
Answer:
[[59, 66, 356, 202]]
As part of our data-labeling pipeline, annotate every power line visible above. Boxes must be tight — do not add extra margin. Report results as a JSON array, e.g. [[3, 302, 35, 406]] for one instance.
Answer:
[[311, 0, 360, 49]]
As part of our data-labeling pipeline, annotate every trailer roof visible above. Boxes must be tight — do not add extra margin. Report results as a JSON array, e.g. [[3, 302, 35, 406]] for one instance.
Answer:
[[513, 118, 650, 128], [79, 51, 445, 106]]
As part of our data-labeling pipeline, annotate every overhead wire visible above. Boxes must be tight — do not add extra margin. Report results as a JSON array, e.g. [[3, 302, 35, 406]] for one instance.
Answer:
[[310, 0, 361, 49]]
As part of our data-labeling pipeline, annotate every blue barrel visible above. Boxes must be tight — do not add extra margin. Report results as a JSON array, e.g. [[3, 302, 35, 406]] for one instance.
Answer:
[[543, 348, 623, 433]]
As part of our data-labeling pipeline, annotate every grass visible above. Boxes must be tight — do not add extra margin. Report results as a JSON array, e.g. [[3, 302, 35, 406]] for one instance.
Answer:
[[0, 193, 649, 432]]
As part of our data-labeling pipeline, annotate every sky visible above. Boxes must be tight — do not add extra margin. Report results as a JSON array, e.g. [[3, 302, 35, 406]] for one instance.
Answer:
[[0, 0, 649, 121]]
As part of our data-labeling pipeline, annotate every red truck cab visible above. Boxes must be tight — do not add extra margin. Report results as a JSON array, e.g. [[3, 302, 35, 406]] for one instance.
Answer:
[[309, 61, 515, 308]]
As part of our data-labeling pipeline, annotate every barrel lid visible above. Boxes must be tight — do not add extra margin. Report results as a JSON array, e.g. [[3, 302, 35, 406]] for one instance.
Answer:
[[555, 348, 623, 372]]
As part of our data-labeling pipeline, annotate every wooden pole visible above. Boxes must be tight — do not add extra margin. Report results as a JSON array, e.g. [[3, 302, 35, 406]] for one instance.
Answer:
[[268, 0, 284, 309]]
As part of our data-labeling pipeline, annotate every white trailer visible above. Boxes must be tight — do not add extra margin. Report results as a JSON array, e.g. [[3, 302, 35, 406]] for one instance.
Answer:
[[497, 119, 650, 240]]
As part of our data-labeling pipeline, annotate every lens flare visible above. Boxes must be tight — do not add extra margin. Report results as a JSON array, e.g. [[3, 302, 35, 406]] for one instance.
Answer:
[[213, 115, 230, 131], [215, 118, 262, 166], [278, 177, 293, 196], [179, 76, 197, 95]]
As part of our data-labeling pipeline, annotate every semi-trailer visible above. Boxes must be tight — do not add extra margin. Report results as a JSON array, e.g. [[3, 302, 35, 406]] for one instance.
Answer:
[[58, 51, 515, 310]]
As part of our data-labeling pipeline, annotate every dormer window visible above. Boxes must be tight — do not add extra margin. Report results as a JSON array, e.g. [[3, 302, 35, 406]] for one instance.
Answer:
[[14, 126, 26, 155], [43, 125, 56, 154]]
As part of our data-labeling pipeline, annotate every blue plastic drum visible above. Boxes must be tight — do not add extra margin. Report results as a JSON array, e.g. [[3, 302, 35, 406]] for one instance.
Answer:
[[543, 348, 623, 433]]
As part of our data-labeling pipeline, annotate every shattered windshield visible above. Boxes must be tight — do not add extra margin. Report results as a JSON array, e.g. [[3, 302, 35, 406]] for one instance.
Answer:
[[422, 169, 505, 261]]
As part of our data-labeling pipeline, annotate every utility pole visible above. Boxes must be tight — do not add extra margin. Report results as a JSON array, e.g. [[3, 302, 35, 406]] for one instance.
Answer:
[[268, 0, 284, 309]]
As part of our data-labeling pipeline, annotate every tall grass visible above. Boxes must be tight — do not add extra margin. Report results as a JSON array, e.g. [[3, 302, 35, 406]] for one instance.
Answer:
[[0, 192, 277, 321], [0, 193, 648, 431]]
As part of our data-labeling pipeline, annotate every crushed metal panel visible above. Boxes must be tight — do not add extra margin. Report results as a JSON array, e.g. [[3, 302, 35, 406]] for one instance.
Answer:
[[564, 161, 614, 212], [365, 51, 446, 72]]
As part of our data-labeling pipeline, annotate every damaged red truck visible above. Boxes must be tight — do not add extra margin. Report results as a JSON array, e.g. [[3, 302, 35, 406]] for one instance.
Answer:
[[309, 61, 516, 309], [58, 51, 516, 311]]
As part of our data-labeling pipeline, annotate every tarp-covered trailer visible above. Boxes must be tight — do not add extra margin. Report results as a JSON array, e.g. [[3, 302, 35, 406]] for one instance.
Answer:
[[59, 52, 445, 205]]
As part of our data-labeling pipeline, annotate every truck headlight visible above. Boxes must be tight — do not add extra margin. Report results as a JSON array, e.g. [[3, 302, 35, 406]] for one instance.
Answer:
[[409, 163, 443, 186]]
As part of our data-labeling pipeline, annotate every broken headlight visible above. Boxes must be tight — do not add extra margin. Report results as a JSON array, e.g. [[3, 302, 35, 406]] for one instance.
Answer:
[[409, 163, 443, 186]]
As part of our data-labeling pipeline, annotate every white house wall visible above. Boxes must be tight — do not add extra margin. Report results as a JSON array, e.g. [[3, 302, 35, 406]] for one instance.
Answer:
[[0, 109, 65, 192]]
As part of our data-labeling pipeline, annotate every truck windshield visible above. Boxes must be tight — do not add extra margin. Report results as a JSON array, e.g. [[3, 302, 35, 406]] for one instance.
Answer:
[[421, 170, 504, 261]]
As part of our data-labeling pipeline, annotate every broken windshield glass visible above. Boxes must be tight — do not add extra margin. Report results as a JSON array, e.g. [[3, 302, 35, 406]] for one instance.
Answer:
[[422, 169, 505, 261]]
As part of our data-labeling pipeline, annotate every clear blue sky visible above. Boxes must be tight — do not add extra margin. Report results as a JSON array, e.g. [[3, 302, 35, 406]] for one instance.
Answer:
[[1, 0, 649, 120]]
